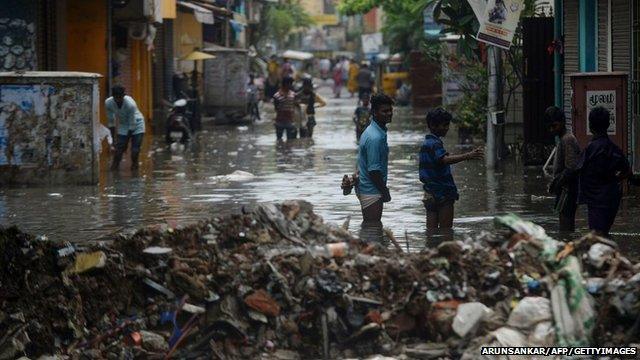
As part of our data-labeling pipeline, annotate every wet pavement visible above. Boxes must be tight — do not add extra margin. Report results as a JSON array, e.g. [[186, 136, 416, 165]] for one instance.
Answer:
[[1, 84, 639, 256]]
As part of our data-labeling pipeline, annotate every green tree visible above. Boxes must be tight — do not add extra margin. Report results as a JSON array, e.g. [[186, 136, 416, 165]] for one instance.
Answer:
[[339, 0, 431, 56], [258, 1, 314, 50]]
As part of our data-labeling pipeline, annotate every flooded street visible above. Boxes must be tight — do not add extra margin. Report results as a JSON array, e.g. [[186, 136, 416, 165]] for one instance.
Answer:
[[1, 84, 639, 256]]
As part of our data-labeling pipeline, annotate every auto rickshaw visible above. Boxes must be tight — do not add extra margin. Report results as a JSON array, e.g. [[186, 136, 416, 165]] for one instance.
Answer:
[[378, 53, 409, 98]]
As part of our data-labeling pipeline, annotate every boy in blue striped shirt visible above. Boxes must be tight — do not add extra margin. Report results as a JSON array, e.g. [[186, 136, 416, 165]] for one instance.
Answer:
[[420, 108, 483, 230]]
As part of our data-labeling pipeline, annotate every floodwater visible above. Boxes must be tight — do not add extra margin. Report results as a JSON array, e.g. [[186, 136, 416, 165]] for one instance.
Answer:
[[1, 84, 639, 257]]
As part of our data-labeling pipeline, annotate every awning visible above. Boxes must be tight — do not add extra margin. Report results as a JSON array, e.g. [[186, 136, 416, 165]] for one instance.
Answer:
[[202, 44, 248, 53], [177, 1, 214, 24], [281, 50, 314, 61]]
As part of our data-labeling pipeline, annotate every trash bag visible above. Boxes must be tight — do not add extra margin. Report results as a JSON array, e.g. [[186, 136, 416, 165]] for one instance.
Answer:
[[452, 302, 493, 338], [507, 297, 552, 331], [550, 256, 596, 346]]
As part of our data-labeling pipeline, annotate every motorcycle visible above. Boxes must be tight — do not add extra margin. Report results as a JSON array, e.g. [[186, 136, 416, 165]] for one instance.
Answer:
[[165, 99, 192, 145]]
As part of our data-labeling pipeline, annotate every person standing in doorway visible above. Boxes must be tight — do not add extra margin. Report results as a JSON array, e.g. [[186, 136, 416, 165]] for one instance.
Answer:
[[545, 106, 581, 232], [272, 76, 298, 142], [107, 86, 146, 171], [356, 93, 394, 222], [357, 63, 375, 102], [578, 106, 631, 237], [419, 108, 483, 231]]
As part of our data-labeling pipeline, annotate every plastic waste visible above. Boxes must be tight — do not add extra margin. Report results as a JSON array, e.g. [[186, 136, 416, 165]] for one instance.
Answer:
[[586, 277, 605, 294], [140, 330, 168, 352], [528, 321, 555, 346], [550, 256, 596, 346], [143, 246, 173, 255], [588, 243, 615, 269], [491, 327, 527, 347], [56, 242, 76, 257], [507, 296, 552, 330], [452, 302, 493, 338], [66, 251, 106, 274]]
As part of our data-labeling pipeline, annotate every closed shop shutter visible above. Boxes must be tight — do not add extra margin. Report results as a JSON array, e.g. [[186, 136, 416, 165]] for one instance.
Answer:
[[563, 0, 579, 124], [598, 0, 608, 71], [611, 0, 630, 72]]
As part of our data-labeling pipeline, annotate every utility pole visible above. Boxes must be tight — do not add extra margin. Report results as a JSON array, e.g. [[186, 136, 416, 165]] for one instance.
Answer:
[[486, 45, 503, 169]]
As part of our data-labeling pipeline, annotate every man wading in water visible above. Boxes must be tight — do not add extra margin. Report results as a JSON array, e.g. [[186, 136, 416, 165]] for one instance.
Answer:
[[354, 93, 394, 222]]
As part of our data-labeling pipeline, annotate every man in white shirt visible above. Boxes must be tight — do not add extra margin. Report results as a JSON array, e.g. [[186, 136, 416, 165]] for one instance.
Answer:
[[106, 86, 146, 170]]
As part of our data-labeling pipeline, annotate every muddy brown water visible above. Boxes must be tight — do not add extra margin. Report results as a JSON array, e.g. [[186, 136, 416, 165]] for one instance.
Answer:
[[1, 85, 638, 257]]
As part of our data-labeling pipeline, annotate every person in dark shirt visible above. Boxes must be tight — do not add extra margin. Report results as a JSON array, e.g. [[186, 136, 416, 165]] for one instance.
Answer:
[[296, 77, 326, 138], [578, 106, 631, 236], [545, 106, 581, 232], [419, 108, 483, 230], [356, 63, 375, 102]]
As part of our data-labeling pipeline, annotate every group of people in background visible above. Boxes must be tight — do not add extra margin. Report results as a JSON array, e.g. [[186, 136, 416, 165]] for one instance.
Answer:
[[271, 76, 327, 142], [265, 54, 377, 143], [342, 94, 632, 239], [546, 105, 632, 237]]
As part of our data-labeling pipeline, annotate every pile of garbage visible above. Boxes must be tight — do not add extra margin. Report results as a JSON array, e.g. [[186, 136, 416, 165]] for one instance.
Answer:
[[1, 200, 639, 359]]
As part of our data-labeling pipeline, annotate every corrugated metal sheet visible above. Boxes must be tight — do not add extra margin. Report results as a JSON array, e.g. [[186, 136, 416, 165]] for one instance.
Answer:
[[563, 0, 579, 124], [598, 0, 608, 71], [611, 0, 630, 72]]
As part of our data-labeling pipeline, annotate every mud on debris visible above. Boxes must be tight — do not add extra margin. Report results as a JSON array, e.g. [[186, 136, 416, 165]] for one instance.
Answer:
[[1, 200, 639, 359]]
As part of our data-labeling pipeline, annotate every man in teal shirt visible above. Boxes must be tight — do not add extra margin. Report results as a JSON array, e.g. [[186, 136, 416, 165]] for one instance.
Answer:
[[356, 93, 394, 221], [106, 86, 146, 170]]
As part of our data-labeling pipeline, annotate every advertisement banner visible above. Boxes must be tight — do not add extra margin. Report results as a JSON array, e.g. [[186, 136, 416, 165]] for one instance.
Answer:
[[361, 33, 383, 55], [476, 0, 525, 49], [466, 0, 487, 22]]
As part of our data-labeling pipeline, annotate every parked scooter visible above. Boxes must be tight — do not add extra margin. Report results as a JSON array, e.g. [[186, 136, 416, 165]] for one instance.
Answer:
[[165, 99, 192, 145]]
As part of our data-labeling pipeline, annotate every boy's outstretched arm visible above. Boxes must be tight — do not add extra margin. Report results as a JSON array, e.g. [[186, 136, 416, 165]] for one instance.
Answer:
[[439, 147, 484, 165]]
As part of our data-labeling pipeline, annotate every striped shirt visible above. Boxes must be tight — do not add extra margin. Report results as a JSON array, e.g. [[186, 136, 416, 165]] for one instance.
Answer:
[[272, 90, 297, 124]]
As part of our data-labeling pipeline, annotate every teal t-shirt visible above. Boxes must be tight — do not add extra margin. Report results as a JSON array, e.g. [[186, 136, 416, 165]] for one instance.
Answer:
[[357, 120, 388, 195]]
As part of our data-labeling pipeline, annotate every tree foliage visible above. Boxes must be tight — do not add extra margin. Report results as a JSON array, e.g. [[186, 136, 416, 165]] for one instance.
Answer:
[[259, 1, 314, 49]]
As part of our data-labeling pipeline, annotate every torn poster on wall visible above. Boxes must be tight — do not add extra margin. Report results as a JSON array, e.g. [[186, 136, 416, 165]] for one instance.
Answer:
[[0, 84, 93, 170]]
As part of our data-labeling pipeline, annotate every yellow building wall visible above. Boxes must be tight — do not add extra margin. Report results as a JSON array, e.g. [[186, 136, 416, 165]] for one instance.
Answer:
[[130, 40, 153, 122], [299, 0, 323, 16], [65, 0, 108, 125], [174, 10, 203, 73], [163, 0, 177, 19]]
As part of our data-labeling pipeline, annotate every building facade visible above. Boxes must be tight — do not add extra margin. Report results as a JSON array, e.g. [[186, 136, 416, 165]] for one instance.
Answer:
[[559, 0, 639, 172]]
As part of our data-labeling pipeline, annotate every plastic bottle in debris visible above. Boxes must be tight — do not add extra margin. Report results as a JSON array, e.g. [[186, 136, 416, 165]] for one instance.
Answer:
[[310, 242, 350, 258]]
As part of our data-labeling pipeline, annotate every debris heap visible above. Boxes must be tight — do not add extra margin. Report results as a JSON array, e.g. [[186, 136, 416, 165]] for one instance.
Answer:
[[1, 200, 639, 359]]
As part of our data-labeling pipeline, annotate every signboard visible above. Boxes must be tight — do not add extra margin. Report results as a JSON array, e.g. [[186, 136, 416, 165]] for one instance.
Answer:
[[586, 90, 616, 135], [466, 0, 487, 21], [476, 0, 525, 49], [361, 33, 383, 55], [311, 14, 339, 26]]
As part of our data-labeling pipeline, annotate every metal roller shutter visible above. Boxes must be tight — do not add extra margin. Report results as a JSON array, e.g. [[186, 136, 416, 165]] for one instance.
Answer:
[[563, 0, 579, 125]]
